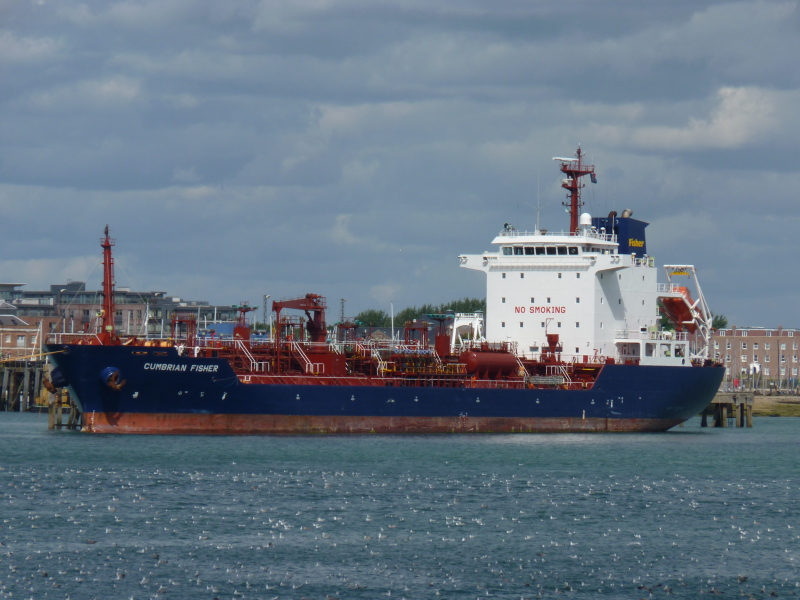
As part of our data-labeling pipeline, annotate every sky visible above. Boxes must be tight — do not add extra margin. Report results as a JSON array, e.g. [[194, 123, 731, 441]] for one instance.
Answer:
[[1, 0, 799, 328]]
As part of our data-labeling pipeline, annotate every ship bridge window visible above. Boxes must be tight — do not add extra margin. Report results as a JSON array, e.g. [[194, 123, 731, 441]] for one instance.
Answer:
[[525, 247, 535, 255], [546, 246, 557, 255], [536, 246, 546, 255], [503, 247, 512, 255], [557, 246, 568, 255], [568, 246, 579, 255], [514, 246, 524, 255]]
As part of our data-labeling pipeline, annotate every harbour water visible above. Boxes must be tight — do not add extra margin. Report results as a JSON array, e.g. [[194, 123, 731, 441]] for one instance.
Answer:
[[1, 413, 799, 599]]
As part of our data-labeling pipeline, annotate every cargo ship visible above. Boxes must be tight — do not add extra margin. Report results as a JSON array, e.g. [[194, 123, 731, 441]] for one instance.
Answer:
[[44, 148, 724, 434]]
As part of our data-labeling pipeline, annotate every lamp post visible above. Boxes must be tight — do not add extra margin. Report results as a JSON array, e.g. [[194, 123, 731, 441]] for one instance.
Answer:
[[59, 290, 67, 334], [263, 295, 271, 340]]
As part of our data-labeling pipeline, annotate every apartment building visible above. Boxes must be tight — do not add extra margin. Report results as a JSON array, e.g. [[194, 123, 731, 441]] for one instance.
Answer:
[[711, 327, 798, 390]]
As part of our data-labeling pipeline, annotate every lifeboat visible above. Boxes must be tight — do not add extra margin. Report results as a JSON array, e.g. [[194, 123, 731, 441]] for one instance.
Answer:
[[660, 286, 698, 333]]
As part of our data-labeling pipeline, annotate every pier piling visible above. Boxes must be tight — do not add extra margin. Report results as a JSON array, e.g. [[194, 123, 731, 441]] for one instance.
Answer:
[[46, 390, 80, 430], [0, 359, 49, 414], [700, 392, 754, 427]]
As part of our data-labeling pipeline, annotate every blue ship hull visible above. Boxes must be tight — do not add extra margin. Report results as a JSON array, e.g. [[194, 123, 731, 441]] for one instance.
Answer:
[[45, 344, 725, 434]]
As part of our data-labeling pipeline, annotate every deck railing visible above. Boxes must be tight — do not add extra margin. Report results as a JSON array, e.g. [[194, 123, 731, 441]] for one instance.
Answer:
[[497, 229, 616, 242]]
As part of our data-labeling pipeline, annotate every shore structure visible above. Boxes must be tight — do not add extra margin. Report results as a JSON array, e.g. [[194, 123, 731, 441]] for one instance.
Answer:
[[711, 327, 800, 394]]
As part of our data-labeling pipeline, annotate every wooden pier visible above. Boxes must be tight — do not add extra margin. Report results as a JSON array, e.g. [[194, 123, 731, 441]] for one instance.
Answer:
[[1, 359, 47, 412], [700, 392, 754, 427], [2, 358, 81, 428]]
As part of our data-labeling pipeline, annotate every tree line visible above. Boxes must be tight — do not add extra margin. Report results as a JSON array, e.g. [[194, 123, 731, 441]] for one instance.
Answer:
[[351, 297, 486, 328]]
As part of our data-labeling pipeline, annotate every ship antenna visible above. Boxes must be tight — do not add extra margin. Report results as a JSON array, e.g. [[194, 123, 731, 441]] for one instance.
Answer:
[[536, 166, 540, 232], [556, 146, 596, 234], [390, 301, 395, 351]]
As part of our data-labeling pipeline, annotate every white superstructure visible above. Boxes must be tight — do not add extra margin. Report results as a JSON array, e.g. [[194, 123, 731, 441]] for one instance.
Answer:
[[459, 213, 710, 367]]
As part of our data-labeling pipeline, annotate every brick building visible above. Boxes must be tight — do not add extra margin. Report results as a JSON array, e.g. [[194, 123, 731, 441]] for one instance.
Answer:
[[0, 314, 43, 360], [711, 327, 799, 392]]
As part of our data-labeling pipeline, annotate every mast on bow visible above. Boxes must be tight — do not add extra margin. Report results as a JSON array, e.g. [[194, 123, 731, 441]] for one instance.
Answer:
[[98, 225, 119, 344]]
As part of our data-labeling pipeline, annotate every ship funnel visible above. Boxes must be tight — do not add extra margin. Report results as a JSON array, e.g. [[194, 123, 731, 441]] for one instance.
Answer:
[[621, 209, 633, 218]]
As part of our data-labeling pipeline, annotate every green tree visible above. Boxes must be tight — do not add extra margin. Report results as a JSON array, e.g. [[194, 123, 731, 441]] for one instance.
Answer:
[[394, 306, 423, 325], [439, 297, 486, 314], [353, 309, 390, 327], [353, 297, 486, 328], [711, 314, 728, 330]]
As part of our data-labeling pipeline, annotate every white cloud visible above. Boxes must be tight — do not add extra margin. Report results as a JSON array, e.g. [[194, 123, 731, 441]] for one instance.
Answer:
[[26, 77, 144, 112], [581, 86, 788, 152], [58, 0, 207, 29], [0, 256, 99, 288], [341, 158, 380, 184], [162, 93, 201, 109], [369, 283, 401, 306], [172, 166, 202, 184], [0, 30, 61, 63], [330, 214, 360, 245], [330, 214, 397, 251], [630, 87, 778, 150]]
